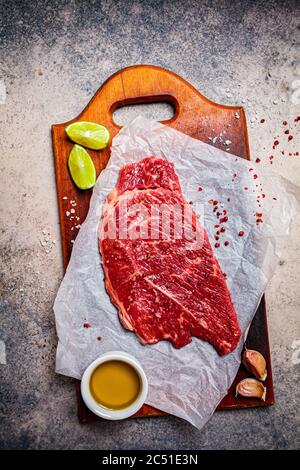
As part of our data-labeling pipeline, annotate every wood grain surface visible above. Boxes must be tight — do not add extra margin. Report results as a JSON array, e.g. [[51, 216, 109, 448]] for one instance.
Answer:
[[52, 65, 274, 423]]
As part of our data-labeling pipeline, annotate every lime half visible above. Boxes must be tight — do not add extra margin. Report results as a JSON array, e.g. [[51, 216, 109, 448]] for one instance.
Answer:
[[68, 144, 96, 190], [65, 121, 110, 150]]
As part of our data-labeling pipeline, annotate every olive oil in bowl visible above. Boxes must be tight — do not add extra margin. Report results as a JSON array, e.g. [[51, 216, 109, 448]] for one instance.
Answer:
[[81, 351, 148, 420], [90, 360, 141, 410]]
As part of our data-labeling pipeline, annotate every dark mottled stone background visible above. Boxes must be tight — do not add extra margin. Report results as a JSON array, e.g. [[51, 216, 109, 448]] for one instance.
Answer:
[[0, 0, 300, 449]]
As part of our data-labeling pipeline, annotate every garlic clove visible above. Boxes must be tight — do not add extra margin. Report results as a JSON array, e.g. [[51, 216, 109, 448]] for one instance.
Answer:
[[236, 378, 266, 401], [243, 349, 267, 381]]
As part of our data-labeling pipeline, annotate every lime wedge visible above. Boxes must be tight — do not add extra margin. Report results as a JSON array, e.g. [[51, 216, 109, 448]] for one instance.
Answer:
[[65, 121, 110, 150], [68, 144, 96, 190]]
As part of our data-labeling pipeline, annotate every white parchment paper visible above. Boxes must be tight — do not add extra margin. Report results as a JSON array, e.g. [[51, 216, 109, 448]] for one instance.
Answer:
[[54, 116, 300, 429]]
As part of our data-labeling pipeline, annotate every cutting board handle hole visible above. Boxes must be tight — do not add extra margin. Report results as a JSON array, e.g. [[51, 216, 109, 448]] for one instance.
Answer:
[[112, 101, 175, 126]]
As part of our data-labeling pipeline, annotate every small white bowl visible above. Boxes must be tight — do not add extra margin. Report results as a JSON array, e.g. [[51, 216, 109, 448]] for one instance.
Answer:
[[80, 351, 148, 420]]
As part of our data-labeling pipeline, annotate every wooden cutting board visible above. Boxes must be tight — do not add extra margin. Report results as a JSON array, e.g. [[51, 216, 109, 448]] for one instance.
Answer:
[[52, 65, 274, 423]]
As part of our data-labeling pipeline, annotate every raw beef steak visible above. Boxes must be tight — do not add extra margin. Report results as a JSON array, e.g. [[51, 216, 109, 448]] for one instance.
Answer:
[[99, 157, 240, 355]]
